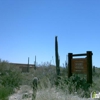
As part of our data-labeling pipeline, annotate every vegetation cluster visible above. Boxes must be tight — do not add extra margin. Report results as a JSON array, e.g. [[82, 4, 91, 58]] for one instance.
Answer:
[[0, 59, 100, 100]]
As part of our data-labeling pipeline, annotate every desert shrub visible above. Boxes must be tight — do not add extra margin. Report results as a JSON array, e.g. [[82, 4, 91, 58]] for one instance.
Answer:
[[55, 74, 93, 98], [0, 59, 22, 99], [0, 84, 13, 100], [0, 69, 22, 88], [0, 67, 21, 88]]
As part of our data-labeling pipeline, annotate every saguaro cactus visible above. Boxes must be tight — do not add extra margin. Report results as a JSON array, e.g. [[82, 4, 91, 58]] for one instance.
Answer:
[[27, 57, 29, 72], [55, 36, 60, 76], [65, 61, 68, 73], [93, 66, 95, 73], [34, 56, 36, 70]]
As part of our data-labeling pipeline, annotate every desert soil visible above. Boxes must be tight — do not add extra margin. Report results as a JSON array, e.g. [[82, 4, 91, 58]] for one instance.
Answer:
[[9, 85, 33, 100]]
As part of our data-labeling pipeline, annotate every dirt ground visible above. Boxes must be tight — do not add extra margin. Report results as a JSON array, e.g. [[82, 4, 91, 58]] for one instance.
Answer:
[[9, 85, 33, 100]]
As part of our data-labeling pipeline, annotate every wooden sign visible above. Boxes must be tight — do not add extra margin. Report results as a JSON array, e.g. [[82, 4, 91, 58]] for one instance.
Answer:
[[71, 58, 87, 74], [68, 51, 93, 84]]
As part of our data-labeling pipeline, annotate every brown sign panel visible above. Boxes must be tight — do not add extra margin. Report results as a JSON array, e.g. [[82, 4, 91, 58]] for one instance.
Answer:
[[71, 58, 87, 74]]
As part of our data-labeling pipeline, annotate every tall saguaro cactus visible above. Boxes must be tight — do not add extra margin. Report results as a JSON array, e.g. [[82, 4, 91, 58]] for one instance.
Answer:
[[55, 36, 60, 76], [93, 66, 95, 73], [34, 55, 36, 70], [27, 57, 29, 72]]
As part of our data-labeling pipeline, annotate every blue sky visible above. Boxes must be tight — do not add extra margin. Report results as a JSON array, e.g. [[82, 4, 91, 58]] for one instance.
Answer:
[[0, 0, 100, 67]]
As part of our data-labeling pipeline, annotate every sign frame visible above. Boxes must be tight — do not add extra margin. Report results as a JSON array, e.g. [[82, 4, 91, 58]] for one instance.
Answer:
[[68, 51, 93, 84]]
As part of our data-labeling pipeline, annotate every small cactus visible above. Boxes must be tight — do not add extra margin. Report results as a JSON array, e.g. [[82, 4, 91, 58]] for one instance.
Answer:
[[32, 77, 38, 90], [32, 77, 39, 100]]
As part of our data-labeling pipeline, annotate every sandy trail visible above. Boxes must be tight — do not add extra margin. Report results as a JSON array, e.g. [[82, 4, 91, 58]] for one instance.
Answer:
[[9, 85, 33, 100]]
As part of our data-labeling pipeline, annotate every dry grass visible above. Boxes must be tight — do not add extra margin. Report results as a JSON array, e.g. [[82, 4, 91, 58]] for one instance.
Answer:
[[9, 85, 95, 100], [36, 87, 94, 100]]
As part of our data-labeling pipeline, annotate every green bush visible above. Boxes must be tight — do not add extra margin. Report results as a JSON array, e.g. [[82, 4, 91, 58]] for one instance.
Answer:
[[55, 74, 92, 98], [0, 69, 21, 87], [0, 84, 13, 100], [0, 59, 22, 99]]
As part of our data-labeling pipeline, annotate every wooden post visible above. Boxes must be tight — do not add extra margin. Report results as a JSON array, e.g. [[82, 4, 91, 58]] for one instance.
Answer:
[[68, 53, 72, 78], [87, 51, 92, 84]]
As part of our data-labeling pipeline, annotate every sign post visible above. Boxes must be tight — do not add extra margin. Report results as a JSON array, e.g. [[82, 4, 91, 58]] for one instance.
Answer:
[[68, 51, 93, 84]]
